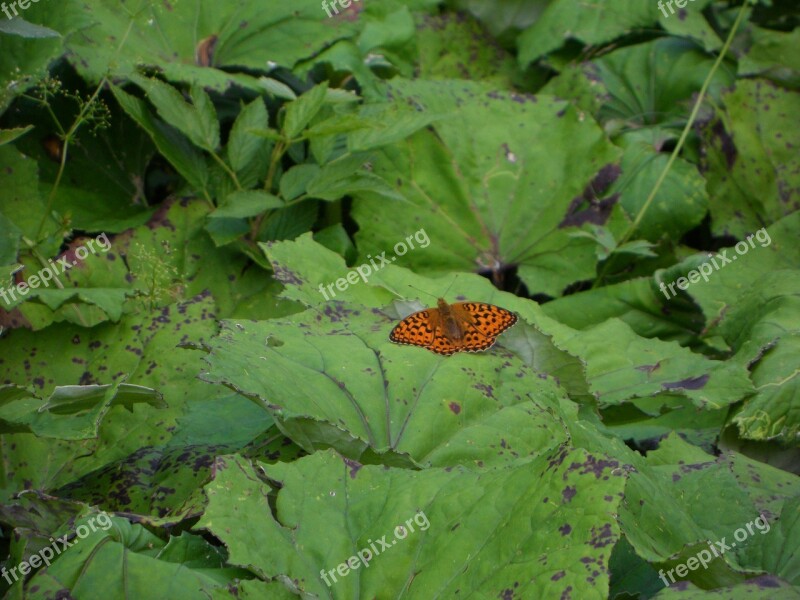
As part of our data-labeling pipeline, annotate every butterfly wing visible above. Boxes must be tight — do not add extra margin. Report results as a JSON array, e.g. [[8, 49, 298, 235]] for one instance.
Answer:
[[451, 302, 518, 352], [390, 309, 435, 346], [390, 308, 460, 355]]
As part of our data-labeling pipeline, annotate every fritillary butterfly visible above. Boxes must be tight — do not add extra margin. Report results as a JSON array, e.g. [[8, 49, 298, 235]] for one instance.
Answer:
[[389, 298, 518, 355]]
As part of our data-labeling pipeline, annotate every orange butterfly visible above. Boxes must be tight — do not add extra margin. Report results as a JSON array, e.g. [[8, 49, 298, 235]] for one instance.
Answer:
[[390, 298, 518, 355]]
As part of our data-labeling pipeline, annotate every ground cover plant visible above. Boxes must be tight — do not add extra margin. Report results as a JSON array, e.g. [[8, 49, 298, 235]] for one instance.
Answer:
[[0, 0, 798, 598]]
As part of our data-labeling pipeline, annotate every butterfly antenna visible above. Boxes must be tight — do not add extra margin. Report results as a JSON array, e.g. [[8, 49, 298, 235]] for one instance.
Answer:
[[405, 284, 439, 301], [404, 273, 462, 302], [440, 274, 460, 300]]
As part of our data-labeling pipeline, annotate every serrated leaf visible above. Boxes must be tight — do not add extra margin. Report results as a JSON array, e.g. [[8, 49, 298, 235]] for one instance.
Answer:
[[189, 84, 221, 151], [0, 382, 163, 440], [283, 82, 329, 139], [198, 448, 627, 597], [0, 125, 34, 146], [135, 77, 219, 152], [351, 79, 621, 297], [111, 85, 209, 192], [211, 191, 284, 219], [227, 99, 270, 173]]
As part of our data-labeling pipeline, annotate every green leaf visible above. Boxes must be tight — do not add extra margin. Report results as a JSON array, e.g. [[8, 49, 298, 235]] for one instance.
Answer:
[[739, 25, 800, 87], [64, 0, 360, 91], [304, 113, 375, 137], [226, 98, 270, 174], [135, 77, 220, 152], [518, 0, 659, 66], [658, 0, 721, 52], [347, 103, 441, 152], [0, 125, 34, 146], [0, 1, 74, 111], [278, 164, 320, 201], [211, 191, 284, 219], [198, 448, 627, 597], [610, 136, 708, 242], [189, 84, 221, 151], [283, 82, 329, 139], [702, 79, 800, 238], [351, 79, 621, 297], [0, 146, 61, 259], [541, 38, 735, 131], [0, 213, 23, 266], [111, 85, 209, 192], [24, 287, 132, 321], [416, 12, 517, 84], [257, 77, 297, 100], [307, 153, 402, 201], [21, 515, 256, 598], [359, 6, 415, 54], [203, 265, 571, 467], [539, 317, 753, 409], [259, 201, 318, 243], [737, 497, 800, 585], [0, 16, 60, 38], [0, 382, 163, 440]]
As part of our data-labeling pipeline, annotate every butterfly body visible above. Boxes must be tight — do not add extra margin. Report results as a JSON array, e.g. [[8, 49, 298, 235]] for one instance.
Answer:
[[437, 298, 465, 343], [390, 298, 517, 355]]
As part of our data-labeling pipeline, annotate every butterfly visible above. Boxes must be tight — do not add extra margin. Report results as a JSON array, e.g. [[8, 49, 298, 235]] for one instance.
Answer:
[[389, 298, 518, 355]]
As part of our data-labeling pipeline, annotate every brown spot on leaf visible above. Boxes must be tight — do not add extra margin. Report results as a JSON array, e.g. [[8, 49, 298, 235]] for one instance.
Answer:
[[560, 164, 621, 227], [343, 457, 362, 479], [662, 374, 709, 391]]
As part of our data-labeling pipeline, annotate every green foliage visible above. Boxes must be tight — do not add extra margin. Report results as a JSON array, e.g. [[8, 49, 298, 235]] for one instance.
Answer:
[[0, 0, 798, 598]]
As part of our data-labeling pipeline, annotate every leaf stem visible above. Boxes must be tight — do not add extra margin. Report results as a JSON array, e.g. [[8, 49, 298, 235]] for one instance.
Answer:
[[594, 0, 752, 288]]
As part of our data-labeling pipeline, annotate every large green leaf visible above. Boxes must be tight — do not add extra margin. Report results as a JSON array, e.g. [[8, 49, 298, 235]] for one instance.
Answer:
[[541, 38, 735, 131], [0, 295, 224, 499], [415, 12, 517, 85], [619, 436, 790, 589], [536, 315, 753, 409], [351, 79, 621, 297], [18, 514, 257, 598], [198, 449, 628, 598], [659, 214, 800, 443], [64, 0, 359, 90], [738, 25, 800, 88], [701, 79, 800, 238], [0, 1, 81, 111], [518, 0, 659, 66], [202, 299, 571, 467], [0, 382, 163, 440]]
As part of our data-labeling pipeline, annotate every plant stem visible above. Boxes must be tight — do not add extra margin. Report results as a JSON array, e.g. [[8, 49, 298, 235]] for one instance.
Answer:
[[594, 0, 752, 288]]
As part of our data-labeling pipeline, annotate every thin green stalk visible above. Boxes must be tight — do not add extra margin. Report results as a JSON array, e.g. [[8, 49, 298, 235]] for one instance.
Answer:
[[251, 139, 287, 241], [594, 0, 752, 288], [210, 150, 242, 190], [34, 76, 108, 241]]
